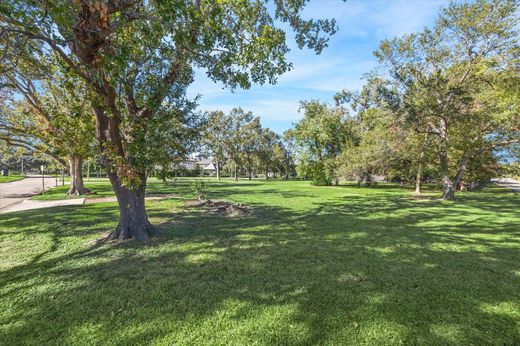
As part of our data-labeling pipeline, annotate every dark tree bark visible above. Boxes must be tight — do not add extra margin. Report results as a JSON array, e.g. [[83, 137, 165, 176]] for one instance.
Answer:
[[68, 156, 88, 195], [234, 164, 238, 181], [107, 173, 153, 241], [92, 104, 153, 241]]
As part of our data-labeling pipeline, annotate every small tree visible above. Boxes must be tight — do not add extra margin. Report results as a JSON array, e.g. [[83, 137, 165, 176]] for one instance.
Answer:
[[221, 108, 260, 181], [0, 68, 96, 195], [256, 128, 282, 179], [287, 100, 354, 185], [240, 117, 262, 180], [203, 111, 227, 180]]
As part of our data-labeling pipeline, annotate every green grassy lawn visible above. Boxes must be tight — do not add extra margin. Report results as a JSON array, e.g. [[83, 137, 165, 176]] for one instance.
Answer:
[[1, 179, 519, 345], [0, 175, 25, 183], [31, 177, 188, 200]]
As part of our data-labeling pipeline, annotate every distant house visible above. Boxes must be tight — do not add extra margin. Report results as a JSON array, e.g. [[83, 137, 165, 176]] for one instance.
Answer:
[[174, 158, 216, 175], [202, 163, 217, 174]]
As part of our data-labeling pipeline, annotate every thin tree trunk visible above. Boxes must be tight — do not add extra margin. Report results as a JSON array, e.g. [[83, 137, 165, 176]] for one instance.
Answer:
[[248, 162, 252, 180], [87, 160, 90, 181], [453, 151, 471, 191], [234, 163, 238, 181], [68, 156, 88, 195], [216, 162, 221, 180], [265, 166, 269, 180], [415, 163, 422, 195], [440, 158, 454, 199], [439, 119, 454, 200], [107, 173, 153, 241], [415, 135, 427, 195]]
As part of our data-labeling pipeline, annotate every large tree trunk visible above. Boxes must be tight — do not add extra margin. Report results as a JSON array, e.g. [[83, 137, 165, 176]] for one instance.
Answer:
[[216, 162, 221, 180], [107, 173, 153, 241], [92, 104, 153, 242], [68, 156, 88, 195], [439, 119, 454, 200]]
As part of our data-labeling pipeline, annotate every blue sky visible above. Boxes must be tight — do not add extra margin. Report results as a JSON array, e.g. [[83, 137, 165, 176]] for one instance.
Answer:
[[187, 0, 451, 135]]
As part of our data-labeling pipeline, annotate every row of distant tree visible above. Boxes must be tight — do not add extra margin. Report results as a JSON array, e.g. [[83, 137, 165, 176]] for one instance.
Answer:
[[153, 107, 295, 181], [201, 108, 293, 180]]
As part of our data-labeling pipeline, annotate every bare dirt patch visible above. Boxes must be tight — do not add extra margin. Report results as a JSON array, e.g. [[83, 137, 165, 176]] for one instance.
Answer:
[[185, 199, 253, 217]]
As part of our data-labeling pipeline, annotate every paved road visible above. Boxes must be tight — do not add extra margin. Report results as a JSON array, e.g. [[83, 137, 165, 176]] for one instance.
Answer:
[[0, 176, 58, 210], [491, 178, 520, 192]]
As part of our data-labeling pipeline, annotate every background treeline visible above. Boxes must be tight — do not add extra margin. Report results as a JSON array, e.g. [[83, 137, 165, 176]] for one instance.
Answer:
[[201, 108, 294, 180], [284, 0, 519, 199]]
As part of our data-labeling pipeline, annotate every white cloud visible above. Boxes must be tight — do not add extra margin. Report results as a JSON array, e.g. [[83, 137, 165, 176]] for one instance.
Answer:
[[302, 0, 448, 40], [187, 71, 227, 99], [276, 56, 376, 92], [189, 0, 451, 133], [367, 0, 446, 38], [197, 98, 302, 122]]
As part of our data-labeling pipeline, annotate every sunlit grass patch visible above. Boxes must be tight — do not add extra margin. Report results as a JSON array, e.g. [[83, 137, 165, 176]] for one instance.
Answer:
[[1, 179, 519, 345]]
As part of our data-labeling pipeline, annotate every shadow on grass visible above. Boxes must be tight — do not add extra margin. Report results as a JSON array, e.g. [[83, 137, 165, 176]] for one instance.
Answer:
[[1, 185, 520, 345]]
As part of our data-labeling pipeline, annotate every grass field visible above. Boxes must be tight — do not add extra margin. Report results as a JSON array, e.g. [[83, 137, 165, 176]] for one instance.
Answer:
[[31, 177, 181, 200], [1, 179, 519, 345], [0, 175, 25, 183]]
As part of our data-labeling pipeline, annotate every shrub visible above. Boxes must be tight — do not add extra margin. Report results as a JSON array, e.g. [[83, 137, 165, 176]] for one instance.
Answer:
[[191, 180, 208, 200]]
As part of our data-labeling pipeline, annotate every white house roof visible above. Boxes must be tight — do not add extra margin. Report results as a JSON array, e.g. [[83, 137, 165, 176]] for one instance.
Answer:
[[173, 158, 216, 170], [203, 163, 217, 171]]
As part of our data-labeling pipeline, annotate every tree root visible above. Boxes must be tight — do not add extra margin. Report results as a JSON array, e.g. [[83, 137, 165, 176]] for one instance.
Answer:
[[106, 221, 154, 242]]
